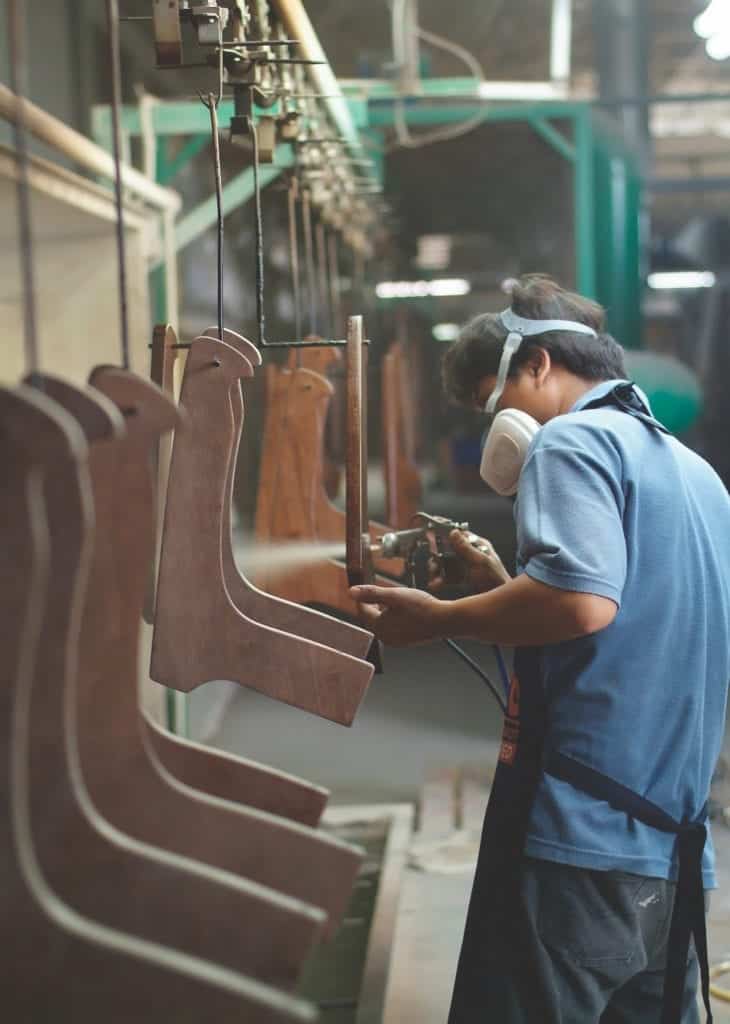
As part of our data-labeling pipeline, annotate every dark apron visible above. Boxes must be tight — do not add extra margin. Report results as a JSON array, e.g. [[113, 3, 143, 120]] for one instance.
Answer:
[[448, 383, 713, 1024]]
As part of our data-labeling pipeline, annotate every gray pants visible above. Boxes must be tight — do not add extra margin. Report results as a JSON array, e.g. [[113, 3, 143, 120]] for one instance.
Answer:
[[491, 857, 700, 1023]]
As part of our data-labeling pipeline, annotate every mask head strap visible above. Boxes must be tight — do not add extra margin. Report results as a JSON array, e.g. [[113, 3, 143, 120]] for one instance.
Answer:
[[483, 307, 598, 417]]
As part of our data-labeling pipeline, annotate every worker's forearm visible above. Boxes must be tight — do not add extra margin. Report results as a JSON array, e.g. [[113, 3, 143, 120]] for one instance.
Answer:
[[434, 572, 614, 646]]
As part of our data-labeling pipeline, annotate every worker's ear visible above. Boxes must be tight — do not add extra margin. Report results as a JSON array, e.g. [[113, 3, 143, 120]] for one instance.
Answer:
[[527, 346, 551, 387]]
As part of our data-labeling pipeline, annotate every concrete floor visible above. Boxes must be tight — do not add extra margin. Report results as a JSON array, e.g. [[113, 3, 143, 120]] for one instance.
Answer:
[[187, 485, 730, 1021]]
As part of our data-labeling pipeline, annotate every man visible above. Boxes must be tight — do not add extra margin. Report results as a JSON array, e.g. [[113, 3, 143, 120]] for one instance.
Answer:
[[351, 275, 730, 1024]]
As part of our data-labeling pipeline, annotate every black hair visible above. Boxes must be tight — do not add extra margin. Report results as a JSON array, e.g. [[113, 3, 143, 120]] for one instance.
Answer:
[[441, 274, 627, 405]]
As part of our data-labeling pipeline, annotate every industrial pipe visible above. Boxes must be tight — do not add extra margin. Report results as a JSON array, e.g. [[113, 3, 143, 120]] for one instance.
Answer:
[[0, 83, 181, 213], [269, 0, 362, 156]]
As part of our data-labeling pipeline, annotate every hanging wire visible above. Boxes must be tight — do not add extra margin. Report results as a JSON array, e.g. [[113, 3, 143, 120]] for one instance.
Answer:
[[7, 0, 40, 386], [444, 639, 507, 715], [249, 116, 266, 348], [301, 188, 318, 337], [197, 16, 225, 341], [315, 220, 331, 342], [327, 229, 343, 338], [200, 92, 224, 341], [106, 0, 130, 370], [287, 176, 303, 344]]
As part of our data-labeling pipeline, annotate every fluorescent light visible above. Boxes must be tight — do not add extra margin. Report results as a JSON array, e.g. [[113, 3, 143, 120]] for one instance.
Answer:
[[476, 81, 567, 100], [693, 0, 730, 39], [375, 278, 471, 299], [432, 323, 461, 342], [647, 271, 716, 290], [705, 32, 730, 59], [428, 278, 471, 296], [693, 1, 730, 59]]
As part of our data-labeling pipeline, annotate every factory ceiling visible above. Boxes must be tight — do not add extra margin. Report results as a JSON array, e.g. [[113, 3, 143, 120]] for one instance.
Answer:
[[103, 2, 730, 270]]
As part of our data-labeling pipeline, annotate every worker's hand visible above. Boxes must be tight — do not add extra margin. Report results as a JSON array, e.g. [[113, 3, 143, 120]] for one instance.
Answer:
[[430, 529, 512, 594], [349, 585, 443, 646]]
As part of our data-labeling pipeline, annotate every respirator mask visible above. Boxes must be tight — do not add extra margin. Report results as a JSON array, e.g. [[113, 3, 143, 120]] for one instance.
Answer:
[[479, 308, 598, 496]]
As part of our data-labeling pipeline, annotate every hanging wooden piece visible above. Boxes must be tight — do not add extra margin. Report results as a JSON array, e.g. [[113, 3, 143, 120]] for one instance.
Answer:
[[88, 364, 363, 939], [28, 372, 324, 986], [285, 344, 344, 499], [151, 335, 374, 724], [382, 339, 422, 529], [254, 328, 400, 616], [145, 324, 331, 827], [0, 384, 315, 1023], [204, 326, 373, 661], [144, 714, 329, 827]]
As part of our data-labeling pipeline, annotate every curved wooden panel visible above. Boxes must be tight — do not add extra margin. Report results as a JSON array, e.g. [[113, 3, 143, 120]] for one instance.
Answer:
[[90, 363, 364, 938], [204, 326, 373, 662], [32, 373, 322, 985], [151, 337, 373, 725], [253, 352, 401, 618], [145, 713, 329, 826], [382, 340, 422, 529], [146, 326, 331, 827], [0, 384, 315, 1023]]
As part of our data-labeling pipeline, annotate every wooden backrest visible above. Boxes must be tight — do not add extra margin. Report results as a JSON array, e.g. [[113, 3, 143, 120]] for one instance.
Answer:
[[151, 336, 373, 722]]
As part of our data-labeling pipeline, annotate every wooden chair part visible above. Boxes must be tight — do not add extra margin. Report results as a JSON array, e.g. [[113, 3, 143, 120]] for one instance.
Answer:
[[151, 335, 374, 725], [146, 325, 332, 828], [29, 373, 323, 986], [203, 326, 373, 662], [253, 356, 401, 617], [0, 384, 315, 1023], [382, 340, 422, 529], [144, 711, 329, 826], [286, 343, 343, 499], [89, 363, 364, 938]]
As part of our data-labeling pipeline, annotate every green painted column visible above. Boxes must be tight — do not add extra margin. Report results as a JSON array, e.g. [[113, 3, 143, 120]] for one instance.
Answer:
[[574, 107, 597, 298]]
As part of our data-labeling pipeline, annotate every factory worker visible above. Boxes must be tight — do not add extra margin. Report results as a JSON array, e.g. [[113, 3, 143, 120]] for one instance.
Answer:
[[352, 274, 730, 1024]]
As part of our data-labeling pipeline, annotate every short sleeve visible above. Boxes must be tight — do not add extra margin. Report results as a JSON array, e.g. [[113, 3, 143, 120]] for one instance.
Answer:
[[516, 420, 627, 605]]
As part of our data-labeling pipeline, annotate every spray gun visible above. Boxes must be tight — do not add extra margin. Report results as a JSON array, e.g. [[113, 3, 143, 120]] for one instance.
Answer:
[[371, 511, 482, 590]]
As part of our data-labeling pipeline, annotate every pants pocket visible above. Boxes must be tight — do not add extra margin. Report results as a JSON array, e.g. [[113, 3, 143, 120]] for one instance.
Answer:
[[530, 861, 644, 968]]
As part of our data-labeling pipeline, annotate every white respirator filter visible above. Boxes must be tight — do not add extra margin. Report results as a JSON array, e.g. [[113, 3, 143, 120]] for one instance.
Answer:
[[480, 408, 541, 496]]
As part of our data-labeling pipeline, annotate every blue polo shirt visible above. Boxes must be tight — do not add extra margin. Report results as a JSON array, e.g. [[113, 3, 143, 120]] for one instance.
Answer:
[[515, 380, 730, 886]]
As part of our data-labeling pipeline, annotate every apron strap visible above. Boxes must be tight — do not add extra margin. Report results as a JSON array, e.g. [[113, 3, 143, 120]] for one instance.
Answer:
[[581, 381, 672, 436], [544, 750, 712, 1024]]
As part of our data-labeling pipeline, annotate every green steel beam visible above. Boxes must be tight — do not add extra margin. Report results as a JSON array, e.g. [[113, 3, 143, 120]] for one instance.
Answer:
[[343, 77, 483, 99], [93, 96, 370, 138], [528, 116, 575, 162], [365, 98, 588, 129], [158, 133, 210, 184], [574, 107, 597, 298], [93, 98, 279, 138], [170, 144, 295, 256]]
